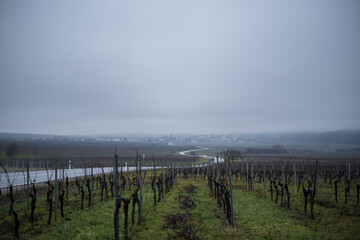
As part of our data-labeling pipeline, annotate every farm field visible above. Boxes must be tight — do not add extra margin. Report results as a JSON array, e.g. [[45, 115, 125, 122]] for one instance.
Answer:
[[1, 1, 360, 239], [1, 156, 359, 240], [0, 139, 191, 158]]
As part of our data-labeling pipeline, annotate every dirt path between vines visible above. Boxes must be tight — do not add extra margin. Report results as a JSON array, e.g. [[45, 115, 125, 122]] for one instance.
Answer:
[[163, 184, 200, 240]]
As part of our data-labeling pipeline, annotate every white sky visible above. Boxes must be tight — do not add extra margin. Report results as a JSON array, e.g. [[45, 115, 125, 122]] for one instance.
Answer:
[[0, 1, 359, 135]]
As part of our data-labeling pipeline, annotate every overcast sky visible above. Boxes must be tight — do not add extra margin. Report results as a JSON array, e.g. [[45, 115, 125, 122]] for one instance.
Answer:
[[0, 1, 359, 135]]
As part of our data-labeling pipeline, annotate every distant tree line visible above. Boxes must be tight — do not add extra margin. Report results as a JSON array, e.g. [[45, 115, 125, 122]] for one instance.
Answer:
[[336, 148, 360, 153], [4, 143, 19, 157], [246, 144, 286, 154]]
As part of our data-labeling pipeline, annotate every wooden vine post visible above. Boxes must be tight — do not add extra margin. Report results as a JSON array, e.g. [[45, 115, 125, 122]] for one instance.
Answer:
[[139, 154, 143, 214], [126, 161, 129, 190], [357, 162, 359, 207], [207, 160, 211, 193], [246, 162, 249, 190], [251, 161, 254, 191], [153, 157, 156, 206], [349, 163, 351, 196], [114, 148, 120, 240], [316, 161, 319, 195], [91, 158, 94, 205], [26, 160, 30, 210], [54, 159, 58, 222], [310, 160, 319, 219], [161, 161, 164, 198], [228, 156, 235, 228], [216, 155, 219, 183], [153, 157, 156, 184], [167, 161, 170, 192], [212, 158, 215, 193], [263, 160, 266, 197], [62, 160, 65, 191], [173, 162, 176, 186], [153, 157, 156, 181], [281, 159, 285, 207], [294, 160, 297, 193]]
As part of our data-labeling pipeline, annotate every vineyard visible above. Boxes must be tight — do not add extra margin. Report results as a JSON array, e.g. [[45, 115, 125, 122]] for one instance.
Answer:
[[1, 149, 359, 239]]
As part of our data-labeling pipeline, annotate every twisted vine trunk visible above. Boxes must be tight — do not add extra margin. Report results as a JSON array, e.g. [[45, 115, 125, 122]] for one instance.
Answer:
[[131, 188, 141, 226], [285, 184, 290, 208], [334, 180, 338, 202], [80, 186, 85, 209], [101, 181, 104, 201], [8, 185, 19, 237], [309, 189, 315, 219], [345, 187, 348, 204], [357, 184, 360, 207], [76, 179, 80, 194], [47, 192, 53, 224], [8, 185, 14, 215], [152, 178, 156, 206], [269, 177, 273, 201], [60, 189, 65, 218], [209, 177, 213, 194], [30, 184, 37, 227], [122, 198, 131, 240], [157, 179, 162, 202], [297, 175, 303, 193], [66, 177, 69, 199], [86, 179, 91, 207], [11, 206, 19, 238], [225, 190, 231, 224], [47, 182, 54, 225], [216, 182, 221, 207], [121, 176, 126, 191], [214, 180, 218, 199], [345, 178, 350, 204], [114, 199, 121, 240], [303, 185, 308, 213], [220, 186, 226, 213], [109, 177, 114, 198], [279, 183, 284, 206]]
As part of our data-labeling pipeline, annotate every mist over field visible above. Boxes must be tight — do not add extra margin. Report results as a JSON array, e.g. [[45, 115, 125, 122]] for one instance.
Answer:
[[2, 2, 360, 240], [1, 1, 359, 135]]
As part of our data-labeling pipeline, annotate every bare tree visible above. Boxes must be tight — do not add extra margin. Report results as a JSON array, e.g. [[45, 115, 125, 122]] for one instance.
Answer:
[[5, 143, 19, 158]]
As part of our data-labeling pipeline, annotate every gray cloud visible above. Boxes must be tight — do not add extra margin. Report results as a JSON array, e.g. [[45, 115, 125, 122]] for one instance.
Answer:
[[1, 0, 359, 135]]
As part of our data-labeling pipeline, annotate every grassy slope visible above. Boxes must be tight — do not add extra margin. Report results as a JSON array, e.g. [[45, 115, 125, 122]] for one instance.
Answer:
[[1, 173, 359, 240]]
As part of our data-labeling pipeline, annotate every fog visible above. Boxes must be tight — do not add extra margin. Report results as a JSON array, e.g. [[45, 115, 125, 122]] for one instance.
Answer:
[[1, 1, 359, 135]]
